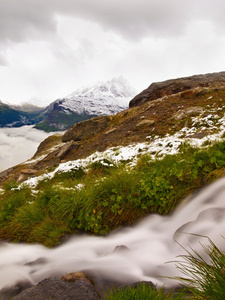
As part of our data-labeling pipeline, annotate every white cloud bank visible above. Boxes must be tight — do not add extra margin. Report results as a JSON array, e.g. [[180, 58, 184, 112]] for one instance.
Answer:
[[0, 126, 52, 172], [0, 0, 225, 106]]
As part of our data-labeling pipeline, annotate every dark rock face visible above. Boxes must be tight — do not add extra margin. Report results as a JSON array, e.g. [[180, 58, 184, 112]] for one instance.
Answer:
[[62, 116, 109, 143], [56, 140, 80, 159], [12, 277, 100, 300], [0, 281, 33, 300], [129, 71, 225, 107]]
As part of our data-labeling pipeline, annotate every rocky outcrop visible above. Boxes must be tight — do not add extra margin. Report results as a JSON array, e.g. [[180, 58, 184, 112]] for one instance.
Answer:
[[136, 119, 155, 128], [17, 169, 38, 183], [20, 169, 38, 175], [171, 106, 203, 120], [62, 116, 109, 143], [33, 134, 62, 158], [56, 140, 80, 159], [129, 71, 225, 107]]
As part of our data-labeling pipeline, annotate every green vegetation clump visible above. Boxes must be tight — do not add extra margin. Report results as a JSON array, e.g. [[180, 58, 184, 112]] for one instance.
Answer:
[[1, 140, 225, 246], [104, 282, 188, 300], [53, 167, 86, 182]]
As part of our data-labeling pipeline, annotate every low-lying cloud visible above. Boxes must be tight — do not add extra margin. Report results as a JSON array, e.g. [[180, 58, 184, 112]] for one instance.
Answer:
[[0, 126, 52, 172]]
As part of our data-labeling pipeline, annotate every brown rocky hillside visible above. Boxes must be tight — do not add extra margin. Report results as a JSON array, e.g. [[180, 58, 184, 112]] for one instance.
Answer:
[[129, 71, 225, 107], [1, 71, 225, 186]]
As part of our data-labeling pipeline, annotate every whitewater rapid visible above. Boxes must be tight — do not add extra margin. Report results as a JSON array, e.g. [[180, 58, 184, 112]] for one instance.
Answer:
[[1, 177, 225, 290]]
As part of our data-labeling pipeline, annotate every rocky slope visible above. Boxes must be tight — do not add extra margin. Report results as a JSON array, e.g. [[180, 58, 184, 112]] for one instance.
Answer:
[[1, 71, 225, 185], [35, 77, 136, 132], [129, 71, 225, 107]]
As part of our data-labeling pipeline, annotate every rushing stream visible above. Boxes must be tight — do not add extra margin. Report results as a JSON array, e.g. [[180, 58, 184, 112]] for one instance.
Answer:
[[1, 177, 225, 291]]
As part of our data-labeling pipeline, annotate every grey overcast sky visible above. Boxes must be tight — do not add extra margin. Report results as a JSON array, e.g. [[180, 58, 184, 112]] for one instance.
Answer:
[[0, 0, 225, 106]]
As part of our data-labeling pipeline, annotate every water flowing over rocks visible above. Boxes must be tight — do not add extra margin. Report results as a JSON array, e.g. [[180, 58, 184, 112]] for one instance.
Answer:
[[129, 71, 225, 107], [2, 177, 225, 298]]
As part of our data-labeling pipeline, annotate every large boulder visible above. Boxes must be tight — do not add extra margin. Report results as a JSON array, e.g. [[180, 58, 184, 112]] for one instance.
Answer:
[[12, 276, 100, 300], [129, 71, 225, 107], [62, 116, 109, 142]]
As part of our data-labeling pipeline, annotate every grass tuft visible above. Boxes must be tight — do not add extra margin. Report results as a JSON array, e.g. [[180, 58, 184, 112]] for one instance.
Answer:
[[104, 282, 188, 299], [174, 236, 225, 299]]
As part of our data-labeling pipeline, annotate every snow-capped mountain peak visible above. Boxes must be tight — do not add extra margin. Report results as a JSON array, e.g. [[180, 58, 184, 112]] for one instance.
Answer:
[[58, 77, 136, 116]]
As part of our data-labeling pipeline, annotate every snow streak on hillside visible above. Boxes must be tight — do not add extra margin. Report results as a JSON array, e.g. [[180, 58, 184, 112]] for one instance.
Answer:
[[24, 113, 225, 188], [56, 76, 136, 116]]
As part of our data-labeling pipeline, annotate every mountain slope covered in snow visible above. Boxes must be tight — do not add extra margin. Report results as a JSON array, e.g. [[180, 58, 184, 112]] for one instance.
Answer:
[[35, 77, 136, 132]]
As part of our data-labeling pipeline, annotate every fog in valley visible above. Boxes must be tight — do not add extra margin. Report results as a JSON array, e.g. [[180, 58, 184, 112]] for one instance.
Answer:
[[0, 126, 52, 172]]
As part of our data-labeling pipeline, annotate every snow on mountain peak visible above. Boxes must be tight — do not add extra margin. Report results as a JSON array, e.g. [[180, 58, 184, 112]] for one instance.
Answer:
[[57, 77, 136, 116]]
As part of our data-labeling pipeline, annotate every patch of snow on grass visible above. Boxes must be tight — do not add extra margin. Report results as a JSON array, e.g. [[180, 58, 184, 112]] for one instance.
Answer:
[[22, 114, 225, 188], [54, 183, 84, 191]]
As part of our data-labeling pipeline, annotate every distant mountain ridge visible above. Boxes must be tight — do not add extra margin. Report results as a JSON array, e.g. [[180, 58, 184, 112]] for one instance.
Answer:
[[0, 101, 43, 128], [35, 77, 136, 131], [0, 77, 136, 132], [62, 76, 135, 115]]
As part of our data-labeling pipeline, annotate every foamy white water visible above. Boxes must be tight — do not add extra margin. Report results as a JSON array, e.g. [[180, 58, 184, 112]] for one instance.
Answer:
[[1, 177, 225, 290]]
